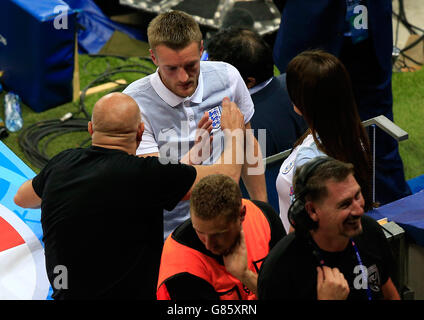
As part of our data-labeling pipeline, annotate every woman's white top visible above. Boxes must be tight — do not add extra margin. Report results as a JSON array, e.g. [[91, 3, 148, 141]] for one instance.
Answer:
[[276, 133, 326, 233]]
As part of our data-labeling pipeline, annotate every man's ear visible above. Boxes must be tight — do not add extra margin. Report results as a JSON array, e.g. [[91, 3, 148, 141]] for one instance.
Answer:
[[137, 122, 144, 143], [293, 105, 302, 116], [239, 205, 247, 223], [305, 201, 319, 222], [246, 77, 257, 89], [150, 48, 158, 66], [199, 40, 204, 58], [88, 121, 94, 136]]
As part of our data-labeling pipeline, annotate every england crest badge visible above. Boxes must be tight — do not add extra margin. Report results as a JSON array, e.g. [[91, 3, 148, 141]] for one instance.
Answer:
[[282, 160, 294, 175], [208, 106, 222, 132]]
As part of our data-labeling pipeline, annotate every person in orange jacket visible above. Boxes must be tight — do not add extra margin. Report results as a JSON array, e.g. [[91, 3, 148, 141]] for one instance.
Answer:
[[157, 174, 285, 300]]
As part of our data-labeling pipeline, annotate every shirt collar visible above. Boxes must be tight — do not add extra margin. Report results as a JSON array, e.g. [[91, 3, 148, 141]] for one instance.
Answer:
[[248, 77, 273, 95], [150, 67, 204, 107]]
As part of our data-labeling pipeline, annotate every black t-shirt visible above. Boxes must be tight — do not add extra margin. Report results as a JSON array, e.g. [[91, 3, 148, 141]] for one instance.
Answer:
[[32, 146, 196, 300], [165, 200, 286, 300], [258, 215, 395, 300]]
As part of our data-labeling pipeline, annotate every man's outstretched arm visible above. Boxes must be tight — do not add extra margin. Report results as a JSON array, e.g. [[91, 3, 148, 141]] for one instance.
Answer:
[[241, 122, 267, 202]]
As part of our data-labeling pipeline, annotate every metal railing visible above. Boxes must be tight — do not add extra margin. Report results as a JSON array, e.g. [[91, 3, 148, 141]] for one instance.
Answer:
[[263, 115, 409, 202]]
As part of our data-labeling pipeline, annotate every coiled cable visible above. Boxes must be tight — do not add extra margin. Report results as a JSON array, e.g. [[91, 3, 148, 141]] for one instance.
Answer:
[[18, 55, 155, 169]]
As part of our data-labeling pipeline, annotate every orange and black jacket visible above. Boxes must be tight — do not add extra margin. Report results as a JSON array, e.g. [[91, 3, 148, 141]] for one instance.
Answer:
[[157, 199, 285, 300]]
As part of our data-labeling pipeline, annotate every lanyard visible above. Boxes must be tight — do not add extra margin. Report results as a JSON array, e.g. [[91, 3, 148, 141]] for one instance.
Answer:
[[351, 239, 372, 301], [310, 238, 372, 300]]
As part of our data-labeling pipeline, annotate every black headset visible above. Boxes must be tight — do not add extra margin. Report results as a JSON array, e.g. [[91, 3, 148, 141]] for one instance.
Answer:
[[287, 156, 333, 232]]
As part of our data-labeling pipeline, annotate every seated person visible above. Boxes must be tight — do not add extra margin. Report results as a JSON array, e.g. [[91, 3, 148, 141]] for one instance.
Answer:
[[206, 27, 307, 158], [277, 50, 373, 233], [157, 174, 285, 300], [258, 157, 400, 300]]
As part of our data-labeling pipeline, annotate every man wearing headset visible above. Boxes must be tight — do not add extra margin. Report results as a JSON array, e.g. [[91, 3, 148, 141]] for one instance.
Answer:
[[258, 157, 400, 300]]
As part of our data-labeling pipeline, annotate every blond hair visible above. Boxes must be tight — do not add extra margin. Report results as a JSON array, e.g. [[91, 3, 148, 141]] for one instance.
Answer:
[[190, 174, 241, 222], [147, 10, 202, 51]]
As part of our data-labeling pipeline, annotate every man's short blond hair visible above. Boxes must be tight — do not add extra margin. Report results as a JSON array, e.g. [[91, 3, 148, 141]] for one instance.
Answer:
[[190, 174, 242, 223], [147, 10, 203, 51]]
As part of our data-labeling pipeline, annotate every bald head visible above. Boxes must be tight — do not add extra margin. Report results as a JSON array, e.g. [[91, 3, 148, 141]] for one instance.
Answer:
[[89, 92, 144, 153], [92, 92, 141, 133]]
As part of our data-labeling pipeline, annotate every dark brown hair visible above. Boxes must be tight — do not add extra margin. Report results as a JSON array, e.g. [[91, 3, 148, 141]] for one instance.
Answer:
[[207, 27, 274, 85], [287, 50, 373, 211]]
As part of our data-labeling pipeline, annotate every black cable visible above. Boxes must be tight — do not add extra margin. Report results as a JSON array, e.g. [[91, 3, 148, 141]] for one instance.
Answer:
[[400, 51, 424, 66], [392, 0, 424, 71], [400, 34, 424, 53], [78, 62, 154, 118], [18, 55, 156, 169], [18, 118, 90, 169]]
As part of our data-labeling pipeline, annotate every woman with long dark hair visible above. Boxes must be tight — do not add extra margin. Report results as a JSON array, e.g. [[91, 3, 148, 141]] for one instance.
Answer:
[[277, 50, 373, 233]]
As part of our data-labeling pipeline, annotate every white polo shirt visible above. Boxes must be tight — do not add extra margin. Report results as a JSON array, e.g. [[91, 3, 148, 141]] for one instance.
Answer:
[[123, 61, 254, 239]]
